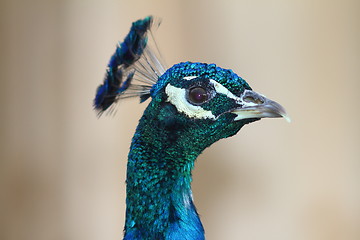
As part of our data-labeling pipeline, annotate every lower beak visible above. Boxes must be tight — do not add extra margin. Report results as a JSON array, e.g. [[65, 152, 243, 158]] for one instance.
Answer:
[[232, 90, 291, 122]]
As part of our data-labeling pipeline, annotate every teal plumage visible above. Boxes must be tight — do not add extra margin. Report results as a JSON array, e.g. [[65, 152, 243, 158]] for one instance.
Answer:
[[95, 17, 289, 240]]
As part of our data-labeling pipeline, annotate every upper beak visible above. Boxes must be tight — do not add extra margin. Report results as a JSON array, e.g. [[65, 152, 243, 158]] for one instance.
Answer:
[[232, 89, 291, 122]]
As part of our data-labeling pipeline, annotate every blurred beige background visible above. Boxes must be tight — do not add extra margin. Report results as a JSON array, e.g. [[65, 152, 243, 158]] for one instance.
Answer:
[[0, 0, 359, 240]]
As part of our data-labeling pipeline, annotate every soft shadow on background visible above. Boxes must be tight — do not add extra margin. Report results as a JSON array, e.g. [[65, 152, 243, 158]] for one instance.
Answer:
[[0, 0, 359, 240]]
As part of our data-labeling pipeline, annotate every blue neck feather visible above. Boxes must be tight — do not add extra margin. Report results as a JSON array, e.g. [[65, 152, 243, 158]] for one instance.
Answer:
[[124, 100, 208, 240]]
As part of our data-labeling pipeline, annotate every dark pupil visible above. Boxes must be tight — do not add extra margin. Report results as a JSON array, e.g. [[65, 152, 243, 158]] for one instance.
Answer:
[[189, 87, 208, 104]]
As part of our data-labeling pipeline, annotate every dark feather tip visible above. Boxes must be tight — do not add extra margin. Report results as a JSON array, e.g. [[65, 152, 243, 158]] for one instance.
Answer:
[[94, 70, 120, 112], [94, 16, 154, 113]]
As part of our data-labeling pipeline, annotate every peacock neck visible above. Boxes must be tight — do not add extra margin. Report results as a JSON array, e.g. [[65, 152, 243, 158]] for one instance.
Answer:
[[123, 102, 206, 240]]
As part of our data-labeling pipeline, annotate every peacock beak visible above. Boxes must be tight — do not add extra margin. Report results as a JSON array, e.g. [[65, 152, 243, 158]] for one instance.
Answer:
[[232, 90, 291, 122]]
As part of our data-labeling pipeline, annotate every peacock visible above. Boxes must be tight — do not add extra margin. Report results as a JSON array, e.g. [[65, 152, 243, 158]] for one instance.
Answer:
[[94, 16, 289, 240]]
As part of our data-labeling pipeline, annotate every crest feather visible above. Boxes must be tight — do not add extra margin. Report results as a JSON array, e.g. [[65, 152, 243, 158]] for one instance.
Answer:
[[94, 16, 166, 115]]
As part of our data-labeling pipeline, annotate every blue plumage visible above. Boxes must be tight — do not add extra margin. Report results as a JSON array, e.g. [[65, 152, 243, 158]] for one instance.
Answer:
[[94, 16, 153, 113], [95, 16, 289, 240]]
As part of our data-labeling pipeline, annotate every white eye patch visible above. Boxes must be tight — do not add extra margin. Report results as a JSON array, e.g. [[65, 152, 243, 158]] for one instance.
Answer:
[[165, 84, 216, 120], [164, 80, 254, 120]]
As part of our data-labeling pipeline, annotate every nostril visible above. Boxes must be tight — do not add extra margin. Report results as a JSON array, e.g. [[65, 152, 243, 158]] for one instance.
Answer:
[[243, 96, 264, 104]]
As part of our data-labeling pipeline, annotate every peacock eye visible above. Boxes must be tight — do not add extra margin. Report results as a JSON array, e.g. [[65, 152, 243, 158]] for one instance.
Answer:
[[188, 87, 208, 105]]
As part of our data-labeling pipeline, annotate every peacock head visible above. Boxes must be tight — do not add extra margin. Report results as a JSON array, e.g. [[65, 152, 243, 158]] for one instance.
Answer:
[[144, 62, 289, 146], [94, 16, 289, 152], [95, 17, 290, 239]]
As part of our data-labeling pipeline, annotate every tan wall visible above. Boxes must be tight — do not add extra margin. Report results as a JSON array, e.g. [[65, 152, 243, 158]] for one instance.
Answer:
[[0, 0, 359, 239]]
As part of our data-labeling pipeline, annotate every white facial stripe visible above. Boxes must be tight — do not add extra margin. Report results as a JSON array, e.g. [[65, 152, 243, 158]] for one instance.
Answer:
[[209, 80, 259, 107], [165, 84, 216, 120], [233, 110, 263, 121], [183, 76, 198, 80], [209, 79, 240, 101]]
